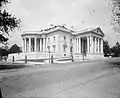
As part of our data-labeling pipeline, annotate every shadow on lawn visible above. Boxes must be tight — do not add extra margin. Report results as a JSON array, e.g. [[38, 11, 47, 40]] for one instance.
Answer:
[[109, 60, 120, 68], [0, 63, 28, 70], [17, 59, 45, 62]]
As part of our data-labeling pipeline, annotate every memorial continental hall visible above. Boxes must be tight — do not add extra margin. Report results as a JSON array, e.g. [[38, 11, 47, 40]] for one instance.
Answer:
[[20, 25, 104, 60]]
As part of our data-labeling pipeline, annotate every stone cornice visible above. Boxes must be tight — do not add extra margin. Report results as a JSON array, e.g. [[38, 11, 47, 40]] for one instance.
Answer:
[[21, 26, 105, 38]]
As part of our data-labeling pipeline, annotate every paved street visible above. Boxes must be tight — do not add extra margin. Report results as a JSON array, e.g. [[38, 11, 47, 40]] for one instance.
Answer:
[[0, 58, 120, 98]]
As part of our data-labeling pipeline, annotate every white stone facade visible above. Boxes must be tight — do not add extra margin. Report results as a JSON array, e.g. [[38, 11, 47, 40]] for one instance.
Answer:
[[21, 25, 104, 60]]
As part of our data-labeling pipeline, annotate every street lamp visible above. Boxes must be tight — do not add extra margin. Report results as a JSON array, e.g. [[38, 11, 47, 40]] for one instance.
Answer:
[[82, 53, 84, 61], [70, 46, 74, 62], [25, 54, 27, 63], [49, 50, 50, 63]]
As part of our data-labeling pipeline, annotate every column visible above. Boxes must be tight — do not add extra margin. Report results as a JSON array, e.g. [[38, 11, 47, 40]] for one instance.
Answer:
[[24, 38, 26, 52], [22, 38, 25, 53], [96, 37, 97, 53], [34, 37, 37, 52], [29, 37, 31, 52], [98, 38, 100, 53], [87, 36, 90, 53], [43, 38, 45, 52], [45, 38, 46, 52], [26, 38, 28, 52], [90, 36, 93, 53], [79, 38, 81, 53], [76, 38, 78, 53], [77, 38, 79, 53], [76, 39, 77, 53], [94, 37, 96, 53], [73, 38, 76, 53], [97, 38, 99, 53], [40, 38, 42, 52], [78, 38, 79, 53], [101, 39, 103, 54]]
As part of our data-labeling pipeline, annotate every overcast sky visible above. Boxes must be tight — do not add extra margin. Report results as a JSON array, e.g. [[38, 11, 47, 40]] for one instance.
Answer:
[[5, 0, 120, 47]]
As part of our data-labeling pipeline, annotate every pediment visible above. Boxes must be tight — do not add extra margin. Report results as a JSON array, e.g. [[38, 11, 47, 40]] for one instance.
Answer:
[[92, 27, 105, 37]]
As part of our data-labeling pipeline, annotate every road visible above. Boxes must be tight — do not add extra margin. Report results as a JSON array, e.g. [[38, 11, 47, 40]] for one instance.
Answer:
[[0, 58, 120, 98]]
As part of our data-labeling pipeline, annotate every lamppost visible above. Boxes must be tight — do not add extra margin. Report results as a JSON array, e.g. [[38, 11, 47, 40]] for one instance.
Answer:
[[82, 52, 84, 61], [49, 50, 50, 63], [25, 54, 27, 63], [71, 46, 74, 62]]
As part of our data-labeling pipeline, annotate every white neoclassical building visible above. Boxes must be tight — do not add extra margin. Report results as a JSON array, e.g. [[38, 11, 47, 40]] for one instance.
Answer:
[[21, 25, 104, 60]]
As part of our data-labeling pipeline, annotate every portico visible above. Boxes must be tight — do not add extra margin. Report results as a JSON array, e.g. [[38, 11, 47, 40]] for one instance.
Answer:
[[74, 36, 103, 55], [22, 36, 46, 53]]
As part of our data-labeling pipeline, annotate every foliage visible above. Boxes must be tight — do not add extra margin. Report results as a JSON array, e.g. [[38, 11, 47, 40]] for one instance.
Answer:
[[0, 34, 8, 41], [0, 0, 20, 42], [111, 0, 120, 32], [0, 0, 8, 6], [103, 40, 110, 56], [0, 10, 20, 35], [0, 48, 9, 60], [9, 44, 22, 54], [0, 48, 9, 56], [110, 41, 120, 57]]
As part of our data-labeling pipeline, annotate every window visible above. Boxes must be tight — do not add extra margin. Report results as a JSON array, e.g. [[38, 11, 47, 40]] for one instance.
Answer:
[[70, 46, 73, 53], [48, 38, 50, 42], [53, 36, 55, 40], [70, 39, 72, 42], [64, 36, 66, 41], [47, 46, 50, 51], [63, 47, 65, 52], [53, 45, 56, 52], [63, 44, 66, 52]]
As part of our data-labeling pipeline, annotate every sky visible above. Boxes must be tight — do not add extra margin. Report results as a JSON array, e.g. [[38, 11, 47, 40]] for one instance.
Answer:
[[4, 0, 120, 47]]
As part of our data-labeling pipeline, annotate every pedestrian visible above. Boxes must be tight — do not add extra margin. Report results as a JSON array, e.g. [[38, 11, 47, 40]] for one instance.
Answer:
[[13, 56, 14, 62], [51, 55, 54, 63]]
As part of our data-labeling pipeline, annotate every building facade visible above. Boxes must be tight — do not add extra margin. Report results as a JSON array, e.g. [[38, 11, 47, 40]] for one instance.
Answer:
[[21, 25, 104, 60]]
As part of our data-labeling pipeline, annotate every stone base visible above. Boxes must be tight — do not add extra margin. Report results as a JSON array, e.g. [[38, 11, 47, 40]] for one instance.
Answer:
[[73, 53, 104, 61], [87, 53, 104, 60], [8, 52, 105, 63]]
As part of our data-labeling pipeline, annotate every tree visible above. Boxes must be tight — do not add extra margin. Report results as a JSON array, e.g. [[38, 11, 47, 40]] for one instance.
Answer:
[[111, 0, 120, 32], [9, 44, 22, 54], [111, 41, 120, 57], [103, 40, 110, 56], [0, 0, 20, 42], [0, 48, 9, 60]]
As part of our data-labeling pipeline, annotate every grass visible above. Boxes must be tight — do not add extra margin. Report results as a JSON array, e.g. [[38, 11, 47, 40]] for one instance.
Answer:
[[109, 60, 120, 68]]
